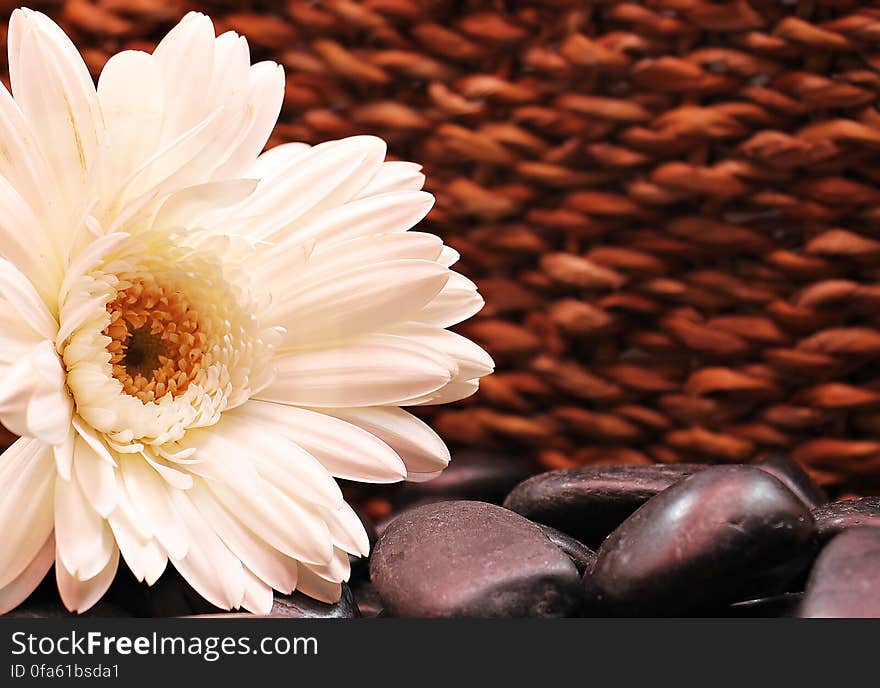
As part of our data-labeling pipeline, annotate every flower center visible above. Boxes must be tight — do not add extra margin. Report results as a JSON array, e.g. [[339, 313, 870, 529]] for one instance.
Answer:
[[60, 232, 277, 447], [103, 276, 209, 404]]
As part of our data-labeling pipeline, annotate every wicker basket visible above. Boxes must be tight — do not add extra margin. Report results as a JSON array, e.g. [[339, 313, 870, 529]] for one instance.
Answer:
[[2, 0, 880, 494]]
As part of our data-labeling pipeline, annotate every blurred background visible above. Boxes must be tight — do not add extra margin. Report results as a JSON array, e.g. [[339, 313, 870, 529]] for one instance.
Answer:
[[1, 0, 880, 508]]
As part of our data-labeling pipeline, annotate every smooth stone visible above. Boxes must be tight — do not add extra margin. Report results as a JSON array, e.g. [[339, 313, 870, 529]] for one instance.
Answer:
[[799, 528, 880, 618], [725, 592, 803, 618], [270, 585, 357, 618], [393, 451, 534, 508], [373, 498, 442, 540], [538, 524, 596, 575], [503, 464, 706, 547], [370, 500, 582, 618], [754, 454, 827, 509], [351, 582, 383, 618], [811, 497, 880, 543], [584, 466, 816, 616]]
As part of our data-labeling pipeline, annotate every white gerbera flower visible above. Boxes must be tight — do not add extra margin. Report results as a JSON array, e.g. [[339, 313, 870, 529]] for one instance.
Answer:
[[0, 9, 492, 615]]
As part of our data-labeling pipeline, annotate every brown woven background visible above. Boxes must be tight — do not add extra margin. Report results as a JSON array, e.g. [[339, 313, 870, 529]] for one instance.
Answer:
[[1, 1, 880, 495]]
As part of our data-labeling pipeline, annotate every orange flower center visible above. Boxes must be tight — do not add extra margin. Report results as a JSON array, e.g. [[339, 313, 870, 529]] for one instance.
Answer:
[[103, 276, 210, 403]]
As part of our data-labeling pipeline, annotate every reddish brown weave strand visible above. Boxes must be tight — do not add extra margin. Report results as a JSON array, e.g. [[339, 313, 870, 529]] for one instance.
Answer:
[[1, 0, 880, 494]]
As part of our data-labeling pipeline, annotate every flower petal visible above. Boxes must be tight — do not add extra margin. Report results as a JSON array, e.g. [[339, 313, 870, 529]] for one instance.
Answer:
[[323, 406, 451, 480], [262, 333, 454, 407], [186, 411, 342, 509], [96, 49, 164, 198], [241, 568, 274, 615], [321, 503, 371, 557], [209, 480, 333, 566], [175, 429, 261, 498], [265, 190, 434, 250], [210, 136, 387, 242], [240, 401, 406, 483], [0, 533, 54, 615], [57, 544, 118, 614], [152, 12, 216, 140], [107, 491, 167, 586], [106, 108, 225, 228], [0, 176, 61, 305], [354, 161, 425, 197], [73, 434, 118, 518], [0, 258, 58, 339], [188, 480, 298, 594], [58, 232, 129, 308], [207, 30, 250, 109], [304, 546, 350, 584], [0, 82, 57, 225], [438, 245, 460, 267], [210, 61, 284, 180], [167, 488, 245, 611], [416, 270, 485, 328], [389, 322, 495, 381], [247, 141, 310, 179], [152, 179, 258, 232], [0, 438, 54, 588], [8, 9, 102, 221], [54, 471, 115, 580], [253, 228, 440, 291], [53, 427, 75, 481], [0, 299, 37, 371], [119, 454, 188, 560], [71, 418, 117, 466], [295, 564, 342, 604], [307, 230, 443, 271], [267, 259, 449, 348], [404, 379, 482, 406], [0, 339, 72, 445]]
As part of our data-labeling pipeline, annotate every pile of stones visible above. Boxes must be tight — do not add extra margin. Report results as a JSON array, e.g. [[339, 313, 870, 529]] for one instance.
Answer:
[[362, 457, 880, 618]]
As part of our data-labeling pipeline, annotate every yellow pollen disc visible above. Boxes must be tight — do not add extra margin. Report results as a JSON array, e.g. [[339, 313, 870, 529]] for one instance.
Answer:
[[103, 276, 208, 403]]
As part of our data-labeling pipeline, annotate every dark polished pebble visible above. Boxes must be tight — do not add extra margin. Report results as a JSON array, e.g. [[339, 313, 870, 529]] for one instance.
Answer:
[[373, 498, 438, 540], [393, 451, 535, 508], [351, 582, 383, 618], [799, 528, 880, 618], [725, 592, 804, 618], [7, 599, 132, 618], [754, 454, 827, 509], [270, 585, 357, 618], [371, 500, 582, 618], [811, 497, 880, 543], [503, 464, 706, 547], [538, 524, 596, 576], [583, 466, 816, 616]]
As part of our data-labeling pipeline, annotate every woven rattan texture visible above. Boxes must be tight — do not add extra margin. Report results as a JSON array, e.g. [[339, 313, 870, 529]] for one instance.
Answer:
[[2, 0, 880, 493]]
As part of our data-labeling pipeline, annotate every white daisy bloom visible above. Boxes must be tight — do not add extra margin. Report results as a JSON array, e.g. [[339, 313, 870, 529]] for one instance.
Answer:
[[0, 9, 492, 614]]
